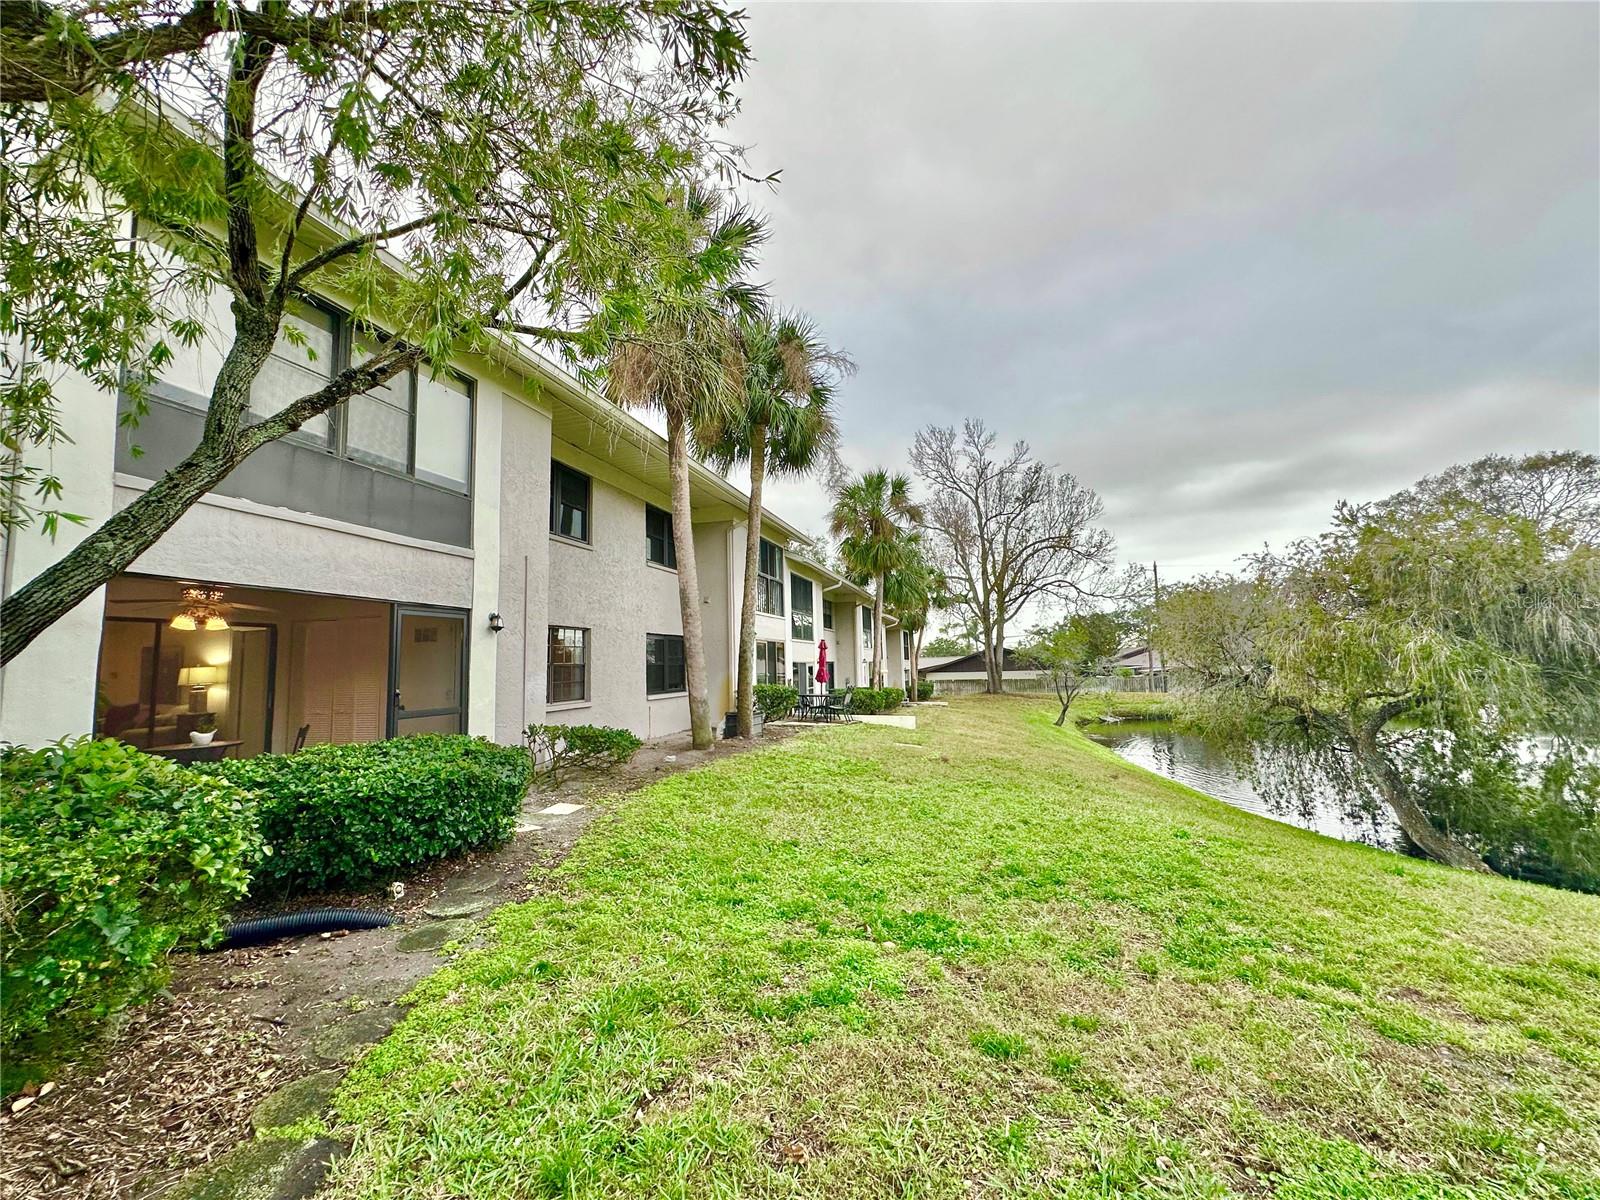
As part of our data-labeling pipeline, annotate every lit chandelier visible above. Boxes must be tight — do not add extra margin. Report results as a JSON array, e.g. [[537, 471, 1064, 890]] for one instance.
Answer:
[[170, 587, 230, 631]]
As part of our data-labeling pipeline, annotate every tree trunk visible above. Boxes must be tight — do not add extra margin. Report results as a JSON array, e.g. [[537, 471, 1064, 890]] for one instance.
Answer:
[[872, 573, 886, 688], [986, 617, 1006, 694], [667, 410, 714, 749], [910, 627, 922, 700], [0, 310, 278, 666], [1354, 728, 1493, 874], [735, 424, 767, 738]]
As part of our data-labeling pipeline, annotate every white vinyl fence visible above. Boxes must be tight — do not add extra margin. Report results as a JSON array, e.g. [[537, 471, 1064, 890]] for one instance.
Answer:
[[929, 673, 1171, 697]]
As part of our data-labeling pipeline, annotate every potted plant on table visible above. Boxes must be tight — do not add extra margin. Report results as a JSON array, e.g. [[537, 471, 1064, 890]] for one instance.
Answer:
[[189, 715, 217, 747]]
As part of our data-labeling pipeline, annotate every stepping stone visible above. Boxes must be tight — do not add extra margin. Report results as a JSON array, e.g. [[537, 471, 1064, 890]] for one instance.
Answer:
[[251, 1069, 344, 1132], [423, 895, 490, 919], [444, 863, 506, 894], [395, 920, 467, 953], [537, 802, 584, 815], [309, 1004, 403, 1063], [513, 820, 541, 833], [165, 1135, 343, 1200]]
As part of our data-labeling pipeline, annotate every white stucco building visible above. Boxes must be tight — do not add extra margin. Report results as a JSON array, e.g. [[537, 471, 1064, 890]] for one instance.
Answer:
[[0, 275, 901, 754]]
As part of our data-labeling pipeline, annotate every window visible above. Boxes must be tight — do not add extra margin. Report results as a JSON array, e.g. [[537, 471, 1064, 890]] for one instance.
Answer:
[[344, 332, 475, 494], [756, 639, 786, 686], [547, 626, 588, 704], [646, 504, 676, 567], [823, 599, 834, 630], [646, 633, 686, 695], [790, 575, 814, 641], [903, 630, 912, 660], [414, 370, 472, 490], [757, 538, 784, 615], [862, 607, 874, 649], [251, 300, 336, 445], [550, 462, 591, 542]]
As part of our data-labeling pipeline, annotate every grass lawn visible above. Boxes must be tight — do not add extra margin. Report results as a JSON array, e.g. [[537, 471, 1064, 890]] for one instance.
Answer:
[[327, 697, 1600, 1198]]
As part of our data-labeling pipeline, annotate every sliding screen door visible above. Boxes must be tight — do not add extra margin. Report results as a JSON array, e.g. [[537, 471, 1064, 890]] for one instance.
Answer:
[[390, 607, 466, 736]]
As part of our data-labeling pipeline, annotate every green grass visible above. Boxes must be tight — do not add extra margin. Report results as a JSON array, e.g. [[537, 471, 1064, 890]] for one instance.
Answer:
[[328, 697, 1600, 1198]]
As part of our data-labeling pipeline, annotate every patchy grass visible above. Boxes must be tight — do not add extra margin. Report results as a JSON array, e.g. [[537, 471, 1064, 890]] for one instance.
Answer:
[[328, 697, 1600, 1198]]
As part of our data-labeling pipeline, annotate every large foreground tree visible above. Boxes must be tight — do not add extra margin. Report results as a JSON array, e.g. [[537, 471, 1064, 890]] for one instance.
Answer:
[[830, 469, 920, 688], [605, 183, 767, 749], [911, 419, 1127, 694], [706, 312, 850, 738], [0, 0, 753, 666], [1158, 453, 1600, 884]]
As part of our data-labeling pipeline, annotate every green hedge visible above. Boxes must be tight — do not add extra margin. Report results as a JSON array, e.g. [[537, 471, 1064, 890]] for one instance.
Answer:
[[525, 723, 641, 782], [915, 680, 935, 701], [849, 686, 908, 715], [1, 739, 262, 1052], [753, 684, 799, 720], [204, 735, 531, 894]]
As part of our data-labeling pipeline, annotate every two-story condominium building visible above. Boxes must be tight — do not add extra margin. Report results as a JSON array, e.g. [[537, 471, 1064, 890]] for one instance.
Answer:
[[0, 280, 904, 754]]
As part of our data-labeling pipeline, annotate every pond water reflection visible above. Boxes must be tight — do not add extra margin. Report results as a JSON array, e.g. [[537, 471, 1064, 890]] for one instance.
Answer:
[[1087, 720, 1404, 852]]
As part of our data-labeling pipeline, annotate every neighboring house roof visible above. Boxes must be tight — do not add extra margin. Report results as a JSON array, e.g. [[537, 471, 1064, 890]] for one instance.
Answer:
[[1110, 644, 1167, 672], [922, 648, 1037, 675]]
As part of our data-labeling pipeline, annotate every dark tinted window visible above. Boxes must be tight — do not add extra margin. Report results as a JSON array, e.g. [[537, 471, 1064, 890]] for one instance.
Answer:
[[790, 575, 814, 641], [646, 633, 686, 695], [757, 538, 784, 615], [646, 504, 676, 567], [550, 462, 590, 542]]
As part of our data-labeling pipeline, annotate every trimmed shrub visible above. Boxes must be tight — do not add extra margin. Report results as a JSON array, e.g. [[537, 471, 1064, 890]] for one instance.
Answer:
[[525, 723, 642, 782], [753, 684, 799, 721], [205, 735, 531, 894], [916, 680, 935, 701], [1, 738, 262, 1052], [849, 687, 907, 715]]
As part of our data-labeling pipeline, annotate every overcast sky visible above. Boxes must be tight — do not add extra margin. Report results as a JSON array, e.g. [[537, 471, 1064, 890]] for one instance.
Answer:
[[720, 1, 1599, 582]]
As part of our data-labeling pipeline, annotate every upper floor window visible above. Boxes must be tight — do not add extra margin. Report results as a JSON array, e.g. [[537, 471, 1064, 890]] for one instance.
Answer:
[[862, 607, 874, 649], [344, 332, 475, 493], [646, 504, 676, 567], [757, 538, 784, 616], [790, 575, 814, 641], [550, 462, 591, 542], [251, 300, 337, 446], [547, 626, 588, 704], [903, 630, 912, 660], [414, 371, 472, 490], [823, 599, 834, 630], [646, 633, 686, 695]]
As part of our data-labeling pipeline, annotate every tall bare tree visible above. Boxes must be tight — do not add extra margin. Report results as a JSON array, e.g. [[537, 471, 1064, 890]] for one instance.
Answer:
[[910, 419, 1125, 693]]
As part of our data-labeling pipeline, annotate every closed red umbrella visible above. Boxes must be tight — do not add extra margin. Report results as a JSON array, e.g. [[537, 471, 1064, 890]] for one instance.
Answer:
[[816, 639, 830, 686]]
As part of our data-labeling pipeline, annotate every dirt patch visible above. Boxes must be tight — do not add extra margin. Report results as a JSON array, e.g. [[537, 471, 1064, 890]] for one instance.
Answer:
[[0, 727, 786, 1200]]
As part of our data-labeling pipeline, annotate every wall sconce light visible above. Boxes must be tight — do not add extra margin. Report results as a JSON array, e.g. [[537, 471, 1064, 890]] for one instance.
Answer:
[[488, 611, 504, 634]]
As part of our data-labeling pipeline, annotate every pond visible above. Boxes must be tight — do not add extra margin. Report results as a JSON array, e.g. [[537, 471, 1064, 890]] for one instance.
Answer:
[[1087, 720, 1404, 852]]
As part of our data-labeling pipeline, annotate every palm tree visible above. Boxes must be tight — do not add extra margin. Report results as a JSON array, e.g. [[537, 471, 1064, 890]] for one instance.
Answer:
[[605, 183, 767, 749], [885, 537, 949, 701], [706, 312, 853, 738], [830, 470, 922, 688]]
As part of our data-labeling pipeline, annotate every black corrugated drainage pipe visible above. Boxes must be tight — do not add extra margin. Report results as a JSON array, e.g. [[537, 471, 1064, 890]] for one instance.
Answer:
[[214, 907, 397, 950]]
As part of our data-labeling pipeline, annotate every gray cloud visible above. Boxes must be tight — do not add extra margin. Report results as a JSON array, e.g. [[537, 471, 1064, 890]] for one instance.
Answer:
[[728, 2, 1599, 578]]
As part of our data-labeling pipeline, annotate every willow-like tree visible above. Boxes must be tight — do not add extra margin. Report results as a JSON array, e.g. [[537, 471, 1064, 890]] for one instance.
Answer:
[[830, 469, 921, 688], [0, 0, 753, 666], [605, 184, 767, 749], [705, 312, 851, 738], [1158, 452, 1600, 885]]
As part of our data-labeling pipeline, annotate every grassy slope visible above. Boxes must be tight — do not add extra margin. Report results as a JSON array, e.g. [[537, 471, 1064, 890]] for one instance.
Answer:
[[329, 697, 1600, 1198]]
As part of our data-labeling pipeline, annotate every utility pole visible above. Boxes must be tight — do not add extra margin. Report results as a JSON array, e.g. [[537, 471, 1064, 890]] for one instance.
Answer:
[[1147, 561, 1159, 689]]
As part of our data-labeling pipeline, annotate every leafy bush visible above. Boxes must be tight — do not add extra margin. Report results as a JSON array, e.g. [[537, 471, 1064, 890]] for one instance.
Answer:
[[849, 687, 907, 715], [204, 735, 531, 894], [753, 684, 799, 720], [525, 723, 642, 782], [916, 680, 935, 701], [1, 738, 262, 1052]]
